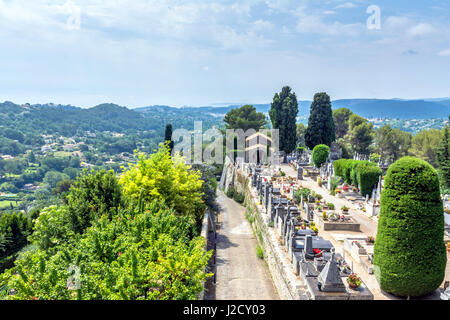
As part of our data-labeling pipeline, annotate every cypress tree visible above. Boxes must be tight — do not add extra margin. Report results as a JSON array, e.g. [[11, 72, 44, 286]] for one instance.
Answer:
[[269, 86, 299, 158], [436, 122, 450, 191], [164, 124, 174, 154], [305, 92, 335, 150], [374, 157, 446, 297]]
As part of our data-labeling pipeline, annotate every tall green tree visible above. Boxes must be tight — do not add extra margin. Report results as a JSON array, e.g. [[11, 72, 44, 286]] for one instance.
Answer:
[[164, 124, 174, 154], [409, 129, 442, 167], [375, 125, 412, 161], [374, 157, 446, 297], [269, 86, 299, 156], [333, 108, 353, 139], [346, 114, 374, 155], [296, 123, 306, 147], [305, 92, 335, 149], [224, 105, 267, 132], [436, 120, 450, 191]]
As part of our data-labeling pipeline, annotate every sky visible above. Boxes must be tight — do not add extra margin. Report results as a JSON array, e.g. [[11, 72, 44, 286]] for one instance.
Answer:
[[0, 0, 450, 108]]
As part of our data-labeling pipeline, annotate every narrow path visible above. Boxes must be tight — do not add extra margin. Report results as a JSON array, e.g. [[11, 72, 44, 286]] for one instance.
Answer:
[[215, 190, 279, 300]]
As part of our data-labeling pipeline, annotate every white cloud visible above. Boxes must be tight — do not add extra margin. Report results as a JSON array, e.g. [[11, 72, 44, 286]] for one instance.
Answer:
[[437, 49, 450, 57], [407, 23, 437, 37], [335, 2, 356, 9]]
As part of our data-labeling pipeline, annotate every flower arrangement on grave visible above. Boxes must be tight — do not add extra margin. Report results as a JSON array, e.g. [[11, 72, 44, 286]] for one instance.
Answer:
[[313, 249, 323, 258], [352, 186, 359, 192], [315, 200, 321, 205], [311, 226, 319, 235], [347, 273, 362, 289], [444, 208, 450, 214], [366, 236, 375, 244], [342, 206, 349, 213], [342, 185, 349, 192], [446, 242, 450, 252]]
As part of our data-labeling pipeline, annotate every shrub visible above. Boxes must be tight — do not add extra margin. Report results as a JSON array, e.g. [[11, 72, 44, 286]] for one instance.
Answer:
[[374, 157, 446, 297], [333, 159, 347, 178], [294, 188, 311, 203], [330, 177, 341, 196], [356, 163, 382, 198], [312, 144, 330, 168], [256, 245, 264, 259]]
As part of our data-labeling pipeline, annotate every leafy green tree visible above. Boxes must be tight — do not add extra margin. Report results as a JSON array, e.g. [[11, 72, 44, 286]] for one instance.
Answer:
[[66, 170, 125, 234], [436, 122, 450, 192], [312, 144, 330, 168], [224, 105, 267, 132], [4, 202, 212, 300], [269, 87, 299, 155], [374, 157, 446, 297], [346, 114, 374, 154], [333, 108, 353, 139], [305, 92, 335, 149], [120, 144, 205, 225], [409, 129, 442, 167], [375, 125, 411, 161]]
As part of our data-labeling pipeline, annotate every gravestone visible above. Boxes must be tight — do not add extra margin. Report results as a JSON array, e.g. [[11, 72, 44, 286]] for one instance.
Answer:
[[298, 167, 304, 180], [317, 251, 346, 292], [304, 235, 315, 259]]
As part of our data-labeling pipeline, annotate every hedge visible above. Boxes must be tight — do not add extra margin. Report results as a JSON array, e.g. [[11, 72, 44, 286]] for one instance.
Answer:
[[373, 157, 446, 297], [356, 163, 382, 197], [350, 160, 374, 187], [312, 144, 330, 168]]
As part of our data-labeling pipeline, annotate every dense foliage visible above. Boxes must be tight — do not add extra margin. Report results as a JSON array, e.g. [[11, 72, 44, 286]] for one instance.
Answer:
[[305, 92, 335, 149], [0, 211, 37, 273], [224, 105, 267, 132], [373, 157, 446, 297], [312, 144, 330, 168], [269, 86, 299, 155], [436, 123, 450, 192], [0, 145, 214, 300], [119, 146, 205, 227], [355, 163, 383, 197]]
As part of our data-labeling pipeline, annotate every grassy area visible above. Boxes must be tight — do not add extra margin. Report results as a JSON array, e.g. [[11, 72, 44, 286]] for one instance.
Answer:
[[0, 200, 20, 209]]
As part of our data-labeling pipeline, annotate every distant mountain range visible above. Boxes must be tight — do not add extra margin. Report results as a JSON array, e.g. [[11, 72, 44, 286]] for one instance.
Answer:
[[137, 98, 450, 119]]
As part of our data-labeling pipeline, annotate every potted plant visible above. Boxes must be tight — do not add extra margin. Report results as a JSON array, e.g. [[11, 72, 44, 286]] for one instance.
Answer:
[[322, 211, 328, 221], [366, 236, 375, 245], [312, 226, 319, 235], [327, 203, 335, 210], [347, 273, 361, 289], [342, 206, 349, 214]]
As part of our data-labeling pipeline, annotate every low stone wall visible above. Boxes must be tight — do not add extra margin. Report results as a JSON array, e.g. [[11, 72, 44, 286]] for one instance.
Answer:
[[198, 210, 211, 300]]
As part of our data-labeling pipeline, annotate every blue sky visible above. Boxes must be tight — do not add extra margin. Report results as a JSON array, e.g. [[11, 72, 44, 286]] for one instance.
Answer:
[[0, 0, 450, 108]]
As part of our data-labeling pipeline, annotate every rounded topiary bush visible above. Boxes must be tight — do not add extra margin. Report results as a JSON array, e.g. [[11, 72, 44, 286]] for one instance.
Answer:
[[374, 157, 447, 297], [312, 144, 330, 168]]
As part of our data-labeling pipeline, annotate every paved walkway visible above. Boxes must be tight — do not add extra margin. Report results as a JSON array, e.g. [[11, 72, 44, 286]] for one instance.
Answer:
[[215, 190, 279, 300]]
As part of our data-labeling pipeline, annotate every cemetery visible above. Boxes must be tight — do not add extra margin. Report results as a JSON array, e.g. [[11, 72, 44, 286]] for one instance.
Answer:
[[220, 143, 449, 300]]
